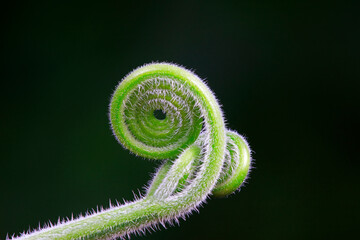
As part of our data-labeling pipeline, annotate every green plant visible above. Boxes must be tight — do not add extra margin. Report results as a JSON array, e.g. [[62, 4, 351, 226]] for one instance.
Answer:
[[12, 63, 252, 240]]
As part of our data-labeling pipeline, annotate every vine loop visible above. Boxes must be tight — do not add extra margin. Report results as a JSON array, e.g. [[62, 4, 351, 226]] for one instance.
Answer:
[[12, 63, 252, 240]]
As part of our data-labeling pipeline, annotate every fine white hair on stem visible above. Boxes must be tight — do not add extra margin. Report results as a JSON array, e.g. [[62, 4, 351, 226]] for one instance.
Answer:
[[10, 62, 252, 240]]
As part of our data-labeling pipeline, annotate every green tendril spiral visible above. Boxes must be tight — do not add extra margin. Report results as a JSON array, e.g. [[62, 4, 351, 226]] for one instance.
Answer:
[[11, 63, 252, 240]]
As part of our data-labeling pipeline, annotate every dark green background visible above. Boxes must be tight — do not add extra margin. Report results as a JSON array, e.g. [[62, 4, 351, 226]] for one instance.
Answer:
[[1, 1, 358, 239]]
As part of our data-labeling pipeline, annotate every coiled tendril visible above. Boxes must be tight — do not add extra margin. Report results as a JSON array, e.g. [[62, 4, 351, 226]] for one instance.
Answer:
[[12, 63, 251, 240]]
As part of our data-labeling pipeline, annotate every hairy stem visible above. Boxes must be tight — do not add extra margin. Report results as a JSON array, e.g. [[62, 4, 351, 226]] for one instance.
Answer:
[[12, 63, 252, 240]]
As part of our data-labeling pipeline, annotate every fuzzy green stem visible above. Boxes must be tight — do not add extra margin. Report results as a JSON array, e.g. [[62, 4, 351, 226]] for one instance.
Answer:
[[12, 63, 251, 240]]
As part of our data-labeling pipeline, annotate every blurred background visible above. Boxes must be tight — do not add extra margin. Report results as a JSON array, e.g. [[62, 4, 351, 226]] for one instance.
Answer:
[[1, 1, 358, 239]]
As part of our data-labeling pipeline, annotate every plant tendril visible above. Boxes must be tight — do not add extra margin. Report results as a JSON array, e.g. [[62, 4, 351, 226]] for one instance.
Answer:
[[11, 63, 252, 240]]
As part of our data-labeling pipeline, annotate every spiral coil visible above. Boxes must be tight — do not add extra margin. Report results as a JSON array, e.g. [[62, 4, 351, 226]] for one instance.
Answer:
[[110, 62, 251, 201]]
